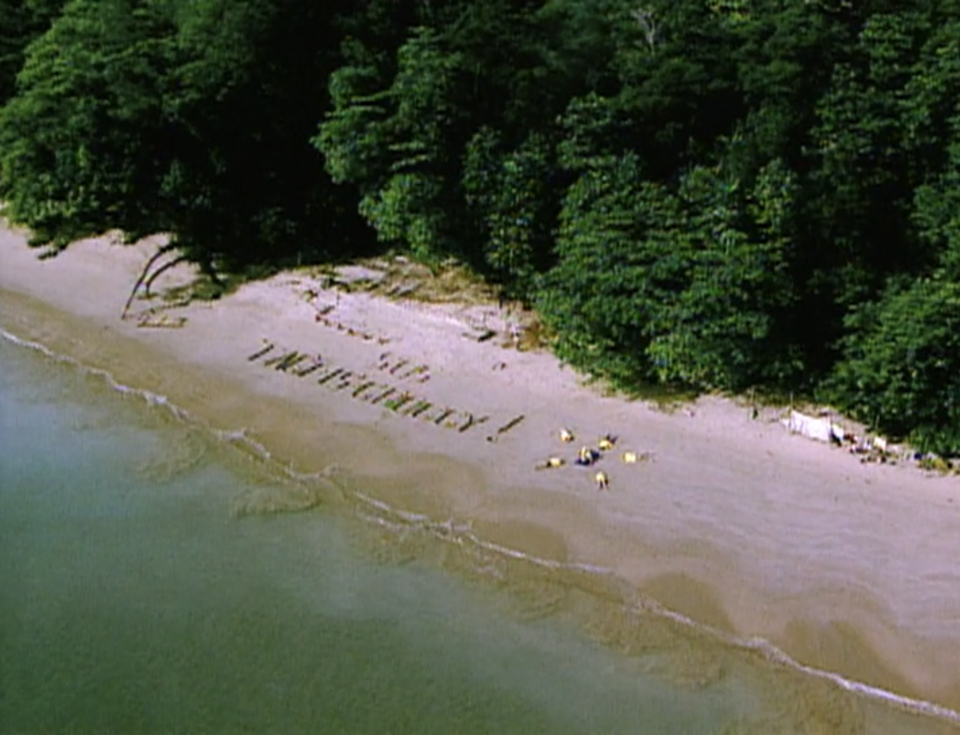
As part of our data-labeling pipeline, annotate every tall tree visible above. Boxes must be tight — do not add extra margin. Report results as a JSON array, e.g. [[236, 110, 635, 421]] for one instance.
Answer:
[[0, 0, 371, 268], [0, 0, 177, 250], [0, 0, 66, 104], [828, 277, 960, 455], [538, 152, 797, 390], [462, 128, 558, 298]]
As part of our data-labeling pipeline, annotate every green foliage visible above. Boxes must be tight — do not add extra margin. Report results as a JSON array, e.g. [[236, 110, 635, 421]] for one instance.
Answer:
[[539, 154, 798, 391], [556, 93, 629, 172], [645, 161, 798, 389], [0, 0, 67, 104], [803, 11, 944, 304], [0, 0, 176, 249], [913, 132, 960, 281], [316, 27, 467, 260], [827, 278, 960, 455], [318, 64, 392, 187], [536, 154, 653, 385], [361, 28, 466, 259], [2, 0, 959, 448], [462, 128, 556, 298], [908, 18, 960, 281], [0, 0, 371, 265]]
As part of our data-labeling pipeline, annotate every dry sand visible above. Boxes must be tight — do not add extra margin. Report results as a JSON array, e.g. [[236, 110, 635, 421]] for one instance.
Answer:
[[2, 222, 959, 716]]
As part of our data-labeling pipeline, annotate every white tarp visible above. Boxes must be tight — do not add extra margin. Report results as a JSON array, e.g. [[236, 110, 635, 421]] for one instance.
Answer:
[[782, 410, 843, 443]]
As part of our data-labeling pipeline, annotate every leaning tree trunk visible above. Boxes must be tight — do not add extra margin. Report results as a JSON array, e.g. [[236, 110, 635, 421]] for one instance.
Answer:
[[143, 255, 188, 297], [121, 243, 178, 320]]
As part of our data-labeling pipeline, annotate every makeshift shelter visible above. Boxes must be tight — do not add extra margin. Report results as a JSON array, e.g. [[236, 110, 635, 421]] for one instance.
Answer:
[[782, 410, 844, 444]]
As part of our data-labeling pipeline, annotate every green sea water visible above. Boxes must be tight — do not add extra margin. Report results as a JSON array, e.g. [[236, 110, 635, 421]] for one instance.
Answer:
[[0, 335, 956, 734]]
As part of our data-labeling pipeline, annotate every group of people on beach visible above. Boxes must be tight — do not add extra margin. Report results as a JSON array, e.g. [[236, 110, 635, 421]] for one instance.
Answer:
[[537, 429, 644, 490]]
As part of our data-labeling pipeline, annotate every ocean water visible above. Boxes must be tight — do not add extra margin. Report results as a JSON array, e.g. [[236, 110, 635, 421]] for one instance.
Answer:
[[0, 334, 955, 735]]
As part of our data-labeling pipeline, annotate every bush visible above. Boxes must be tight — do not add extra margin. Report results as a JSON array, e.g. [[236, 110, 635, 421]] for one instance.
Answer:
[[826, 277, 960, 456]]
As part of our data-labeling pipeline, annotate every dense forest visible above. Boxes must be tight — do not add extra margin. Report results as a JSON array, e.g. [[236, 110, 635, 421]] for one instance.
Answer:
[[1, 0, 958, 454]]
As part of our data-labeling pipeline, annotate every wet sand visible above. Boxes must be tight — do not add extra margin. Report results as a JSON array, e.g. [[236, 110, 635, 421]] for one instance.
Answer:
[[1, 223, 959, 719]]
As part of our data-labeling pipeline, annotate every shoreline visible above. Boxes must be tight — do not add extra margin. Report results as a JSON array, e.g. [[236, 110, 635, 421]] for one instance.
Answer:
[[7, 312, 960, 734], [2, 224, 959, 717]]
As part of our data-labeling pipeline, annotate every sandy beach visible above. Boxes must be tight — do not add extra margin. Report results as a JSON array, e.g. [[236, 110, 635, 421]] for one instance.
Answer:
[[2, 222, 959, 717]]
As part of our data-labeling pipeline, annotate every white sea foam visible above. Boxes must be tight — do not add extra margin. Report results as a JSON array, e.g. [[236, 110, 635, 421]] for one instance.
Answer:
[[1, 328, 188, 419], [351, 479, 960, 726]]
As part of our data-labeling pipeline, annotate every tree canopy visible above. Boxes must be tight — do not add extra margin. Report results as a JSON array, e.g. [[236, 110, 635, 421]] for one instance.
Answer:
[[2, 0, 959, 454]]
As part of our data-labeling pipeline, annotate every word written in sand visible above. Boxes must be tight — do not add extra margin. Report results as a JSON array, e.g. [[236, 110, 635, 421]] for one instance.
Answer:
[[246, 342, 490, 435], [485, 414, 525, 443], [377, 352, 431, 383], [314, 312, 390, 345]]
